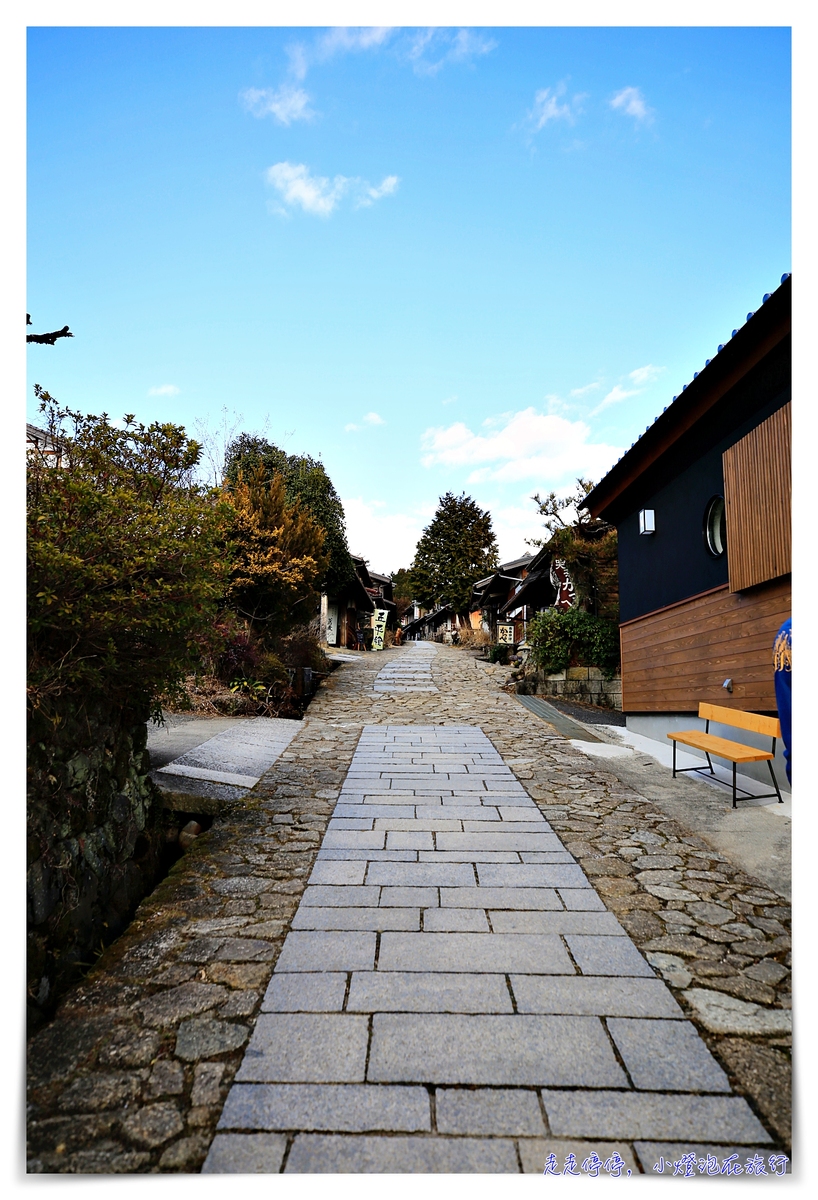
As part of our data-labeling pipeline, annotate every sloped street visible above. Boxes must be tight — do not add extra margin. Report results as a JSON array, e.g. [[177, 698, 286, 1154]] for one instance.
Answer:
[[28, 643, 791, 1174]]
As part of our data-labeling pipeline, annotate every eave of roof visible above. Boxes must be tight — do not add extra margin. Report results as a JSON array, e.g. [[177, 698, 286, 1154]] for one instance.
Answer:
[[582, 275, 791, 524], [498, 569, 551, 614]]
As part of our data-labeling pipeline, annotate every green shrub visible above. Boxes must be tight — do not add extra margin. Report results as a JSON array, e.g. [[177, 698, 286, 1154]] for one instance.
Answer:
[[488, 643, 510, 665], [527, 608, 620, 678], [28, 390, 232, 722]]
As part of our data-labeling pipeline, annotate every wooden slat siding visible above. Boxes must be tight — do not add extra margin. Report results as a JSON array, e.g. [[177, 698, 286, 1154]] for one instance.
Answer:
[[620, 578, 790, 712], [723, 402, 791, 592]]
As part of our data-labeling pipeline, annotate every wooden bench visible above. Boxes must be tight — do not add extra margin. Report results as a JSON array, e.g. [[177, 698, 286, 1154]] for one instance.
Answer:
[[667, 702, 784, 809]]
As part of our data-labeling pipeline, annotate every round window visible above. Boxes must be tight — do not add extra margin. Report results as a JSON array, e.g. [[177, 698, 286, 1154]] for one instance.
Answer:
[[704, 495, 727, 557]]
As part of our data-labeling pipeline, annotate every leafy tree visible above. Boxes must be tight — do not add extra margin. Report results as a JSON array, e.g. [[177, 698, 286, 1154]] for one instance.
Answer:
[[224, 465, 329, 646], [224, 434, 355, 594], [529, 477, 619, 622], [28, 389, 232, 722], [409, 492, 499, 617]]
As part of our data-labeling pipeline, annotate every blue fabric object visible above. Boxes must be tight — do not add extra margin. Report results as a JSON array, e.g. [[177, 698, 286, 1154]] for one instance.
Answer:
[[773, 618, 791, 783]]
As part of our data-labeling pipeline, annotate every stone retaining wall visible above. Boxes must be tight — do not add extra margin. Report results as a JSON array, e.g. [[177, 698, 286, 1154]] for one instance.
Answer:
[[523, 666, 623, 711], [27, 702, 170, 1030]]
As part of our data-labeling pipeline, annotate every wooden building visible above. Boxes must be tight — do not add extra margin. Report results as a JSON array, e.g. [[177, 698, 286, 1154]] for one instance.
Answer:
[[583, 275, 791, 782], [470, 554, 536, 640]]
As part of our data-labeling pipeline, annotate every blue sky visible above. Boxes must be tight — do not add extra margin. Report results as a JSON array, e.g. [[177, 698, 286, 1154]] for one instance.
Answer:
[[26, 24, 791, 570]]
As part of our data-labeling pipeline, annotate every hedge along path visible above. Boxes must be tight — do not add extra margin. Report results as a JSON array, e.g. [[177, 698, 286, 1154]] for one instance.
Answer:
[[27, 644, 791, 1173]]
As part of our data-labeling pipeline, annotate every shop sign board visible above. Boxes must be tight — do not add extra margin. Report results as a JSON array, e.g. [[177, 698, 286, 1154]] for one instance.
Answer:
[[372, 609, 388, 651]]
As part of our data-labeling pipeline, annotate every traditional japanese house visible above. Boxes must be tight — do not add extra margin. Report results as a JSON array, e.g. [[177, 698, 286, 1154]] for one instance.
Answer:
[[367, 571, 398, 628], [470, 554, 534, 640], [496, 547, 570, 641], [319, 555, 375, 650], [582, 274, 791, 787]]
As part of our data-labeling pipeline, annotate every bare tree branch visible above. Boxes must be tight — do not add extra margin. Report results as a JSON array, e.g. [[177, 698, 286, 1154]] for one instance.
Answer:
[[27, 314, 74, 345]]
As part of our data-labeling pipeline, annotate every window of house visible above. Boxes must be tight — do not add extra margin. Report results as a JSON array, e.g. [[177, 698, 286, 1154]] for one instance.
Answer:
[[704, 495, 727, 557]]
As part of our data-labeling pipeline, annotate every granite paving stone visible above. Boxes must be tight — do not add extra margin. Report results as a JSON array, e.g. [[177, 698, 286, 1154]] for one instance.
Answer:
[[377, 932, 575, 973], [436, 1087, 545, 1135], [559, 889, 607, 911], [476, 863, 591, 888], [542, 1091, 772, 1143], [273, 931, 376, 972], [379, 886, 439, 907], [284, 1134, 519, 1173], [307, 861, 367, 886], [607, 1018, 732, 1092], [346, 971, 514, 1013], [421, 908, 490, 932], [518, 1139, 639, 1175], [292, 906, 420, 931], [368, 1013, 628, 1086], [218, 1083, 431, 1132], [301, 885, 381, 907], [202, 1133, 287, 1173], [365, 862, 476, 886], [440, 886, 563, 909], [235, 1014, 369, 1082], [489, 910, 623, 935], [261, 972, 347, 1013], [511, 975, 684, 1017], [565, 935, 655, 977]]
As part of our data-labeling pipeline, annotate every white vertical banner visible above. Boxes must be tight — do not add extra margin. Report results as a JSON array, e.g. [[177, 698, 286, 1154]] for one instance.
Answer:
[[372, 609, 388, 651], [326, 604, 339, 646]]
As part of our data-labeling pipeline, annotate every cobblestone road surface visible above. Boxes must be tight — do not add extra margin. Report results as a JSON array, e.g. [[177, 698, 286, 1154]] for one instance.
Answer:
[[27, 642, 791, 1173]]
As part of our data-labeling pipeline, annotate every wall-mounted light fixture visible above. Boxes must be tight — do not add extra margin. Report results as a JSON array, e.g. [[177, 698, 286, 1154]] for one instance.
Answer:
[[722, 678, 733, 693], [639, 509, 655, 535]]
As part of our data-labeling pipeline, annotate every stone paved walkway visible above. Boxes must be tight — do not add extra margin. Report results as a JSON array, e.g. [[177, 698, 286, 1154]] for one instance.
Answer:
[[372, 641, 439, 692], [204, 716, 772, 1173], [27, 642, 791, 1174]]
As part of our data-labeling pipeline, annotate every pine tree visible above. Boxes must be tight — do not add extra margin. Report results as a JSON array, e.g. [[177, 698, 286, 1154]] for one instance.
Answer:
[[224, 434, 355, 594], [409, 493, 499, 617], [224, 465, 329, 644]]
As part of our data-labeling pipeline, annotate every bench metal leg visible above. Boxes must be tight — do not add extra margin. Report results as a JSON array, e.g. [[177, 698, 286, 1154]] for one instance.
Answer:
[[732, 762, 737, 809], [704, 752, 716, 775], [768, 759, 784, 804], [672, 740, 677, 779]]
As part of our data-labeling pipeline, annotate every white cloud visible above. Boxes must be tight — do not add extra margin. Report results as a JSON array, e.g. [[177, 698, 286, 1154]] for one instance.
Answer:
[[588, 364, 664, 415], [266, 163, 348, 217], [570, 381, 601, 397], [356, 175, 399, 208], [489, 502, 553, 562], [408, 28, 496, 76], [265, 162, 399, 217], [420, 409, 622, 486], [628, 363, 663, 386], [590, 384, 641, 416], [610, 86, 653, 123], [342, 496, 430, 571], [346, 412, 387, 432], [442, 395, 458, 406], [148, 384, 180, 396], [528, 84, 573, 129], [240, 84, 314, 125], [317, 27, 394, 60]]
